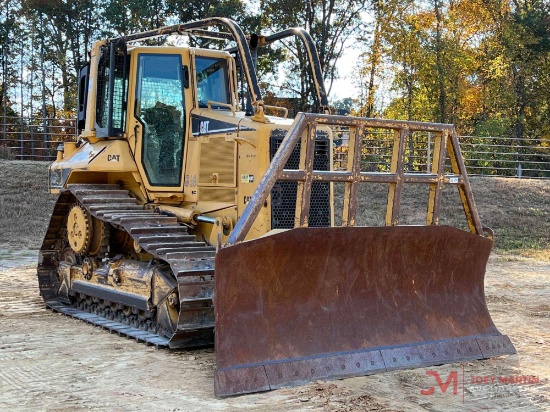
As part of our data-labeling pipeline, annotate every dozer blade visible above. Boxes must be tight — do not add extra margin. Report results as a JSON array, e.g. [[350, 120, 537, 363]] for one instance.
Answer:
[[214, 225, 515, 396]]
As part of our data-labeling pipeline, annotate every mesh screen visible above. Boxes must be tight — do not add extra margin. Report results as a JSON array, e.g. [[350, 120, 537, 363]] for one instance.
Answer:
[[111, 50, 127, 133], [95, 44, 128, 137], [270, 131, 331, 229], [95, 46, 109, 130]]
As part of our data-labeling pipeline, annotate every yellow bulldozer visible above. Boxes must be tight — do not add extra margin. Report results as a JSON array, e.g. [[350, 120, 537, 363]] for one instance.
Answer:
[[38, 17, 515, 396]]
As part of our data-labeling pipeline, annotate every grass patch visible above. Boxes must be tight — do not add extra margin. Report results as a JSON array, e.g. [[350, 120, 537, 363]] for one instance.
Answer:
[[339, 176, 550, 257], [0, 160, 548, 258]]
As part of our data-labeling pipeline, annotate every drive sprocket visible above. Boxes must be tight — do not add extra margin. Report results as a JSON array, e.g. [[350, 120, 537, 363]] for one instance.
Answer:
[[67, 204, 92, 254]]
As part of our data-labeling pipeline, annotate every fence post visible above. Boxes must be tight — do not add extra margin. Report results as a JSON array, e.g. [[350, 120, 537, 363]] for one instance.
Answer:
[[19, 116, 23, 158], [427, 132, 432, 173], [516, 162, 522, 178], [30, 117, 35, 158]]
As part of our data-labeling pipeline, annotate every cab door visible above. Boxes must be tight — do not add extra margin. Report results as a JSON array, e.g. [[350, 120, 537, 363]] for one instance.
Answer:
[[131, 50, 189, 196]]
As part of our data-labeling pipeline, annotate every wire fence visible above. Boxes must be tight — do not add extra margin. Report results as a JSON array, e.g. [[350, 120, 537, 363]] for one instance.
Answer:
[[1, 116, 548, 179], [0, 116, 77, 160], [459, 135, 549, 178], [333, 128, 550, 179]]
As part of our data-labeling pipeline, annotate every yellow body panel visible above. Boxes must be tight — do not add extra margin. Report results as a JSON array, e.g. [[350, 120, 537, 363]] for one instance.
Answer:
[[50, 42, 324, 247]]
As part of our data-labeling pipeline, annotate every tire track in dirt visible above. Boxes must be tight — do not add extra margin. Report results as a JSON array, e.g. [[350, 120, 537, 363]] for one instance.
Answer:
[[0, 264, 321, 411], [0, 257, 548, 411]]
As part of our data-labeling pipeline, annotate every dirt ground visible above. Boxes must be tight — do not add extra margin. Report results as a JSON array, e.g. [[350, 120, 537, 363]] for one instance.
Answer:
[[0, 251, 548, 411], [0, 161, 548, 410]]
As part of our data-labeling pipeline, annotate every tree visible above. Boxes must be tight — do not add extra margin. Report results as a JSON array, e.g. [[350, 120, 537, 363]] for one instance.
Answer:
[[358, 0, 387, 118], [0, 0, 20, 122], [104, 0, 168, 35], [22, 0, 105, 113], [260, 0, 367, 111]]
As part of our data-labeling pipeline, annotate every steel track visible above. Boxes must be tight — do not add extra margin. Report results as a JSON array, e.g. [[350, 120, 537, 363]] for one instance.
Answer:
[[46, 299, 171, 347], [38, 184, 216, 348]]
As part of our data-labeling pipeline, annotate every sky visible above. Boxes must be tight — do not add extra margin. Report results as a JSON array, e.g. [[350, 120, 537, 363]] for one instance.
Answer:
[[328, 50, 360, 101]]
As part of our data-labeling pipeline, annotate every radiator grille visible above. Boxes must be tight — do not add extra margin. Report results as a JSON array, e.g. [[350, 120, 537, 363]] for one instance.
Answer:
[[270, 130, 331, 229]]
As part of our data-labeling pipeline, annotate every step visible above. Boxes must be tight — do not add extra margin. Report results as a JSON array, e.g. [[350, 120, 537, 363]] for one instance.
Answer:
[[179, 283, 214, 301], [118, 216, 178, 226], [157, 247, 215, 258], [89, 204, 144, 212], [177, 324, 215, 332], [81, 197, 139, 205], [138, 235, 195, 245], [130, 226, 188, 236], [155, 247, 204, 260], [96, 210, 154, 218], [173, 259, 216, 277], [68, 184, 120, 191], [165, 251, 216, 260], [177, 308, 215, 330], [145, 241, 207, 251], [180, 296, 213, 305], [177, 270, 215, 281], [108, 213, 162, 224], [48, 215, 65, 224], [74, 189, 130, 197]]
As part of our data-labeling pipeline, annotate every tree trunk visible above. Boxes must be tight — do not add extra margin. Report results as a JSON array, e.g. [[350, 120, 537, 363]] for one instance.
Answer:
[[434, 0, 446, 123], [365, 11, 382, 118], [513, 67, 526, 141]]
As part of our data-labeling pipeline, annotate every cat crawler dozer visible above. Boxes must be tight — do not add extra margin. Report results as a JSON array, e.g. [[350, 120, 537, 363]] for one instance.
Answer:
[[38, 17, 515, 397]]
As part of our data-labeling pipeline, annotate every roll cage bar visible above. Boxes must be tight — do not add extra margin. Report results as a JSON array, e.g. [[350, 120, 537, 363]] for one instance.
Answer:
[[110, 17, 329, 115]]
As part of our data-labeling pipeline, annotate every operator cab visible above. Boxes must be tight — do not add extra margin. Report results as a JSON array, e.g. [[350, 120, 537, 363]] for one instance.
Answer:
[[130, 47, 237, 188], [81, 43, 240, 193]]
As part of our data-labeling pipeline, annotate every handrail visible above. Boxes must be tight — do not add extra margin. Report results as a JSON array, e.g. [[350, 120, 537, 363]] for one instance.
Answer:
[[225, 113, 484, 246], [263, 105, 288, 118], [206, 101, 236, 115], [112, 19, 332, 115]]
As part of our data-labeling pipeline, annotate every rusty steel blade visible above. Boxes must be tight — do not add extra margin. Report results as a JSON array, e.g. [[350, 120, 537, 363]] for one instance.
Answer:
[[214, 225, 515, 397]]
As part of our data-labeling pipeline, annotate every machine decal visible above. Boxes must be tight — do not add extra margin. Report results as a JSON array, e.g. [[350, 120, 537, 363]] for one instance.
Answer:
[[184, 174, 197, 187], [191, 114, 254, 136], [70, 147, 94, 162], [49, 167, 72, 189], [200, 120, 210, 133], [241, 174, 254, 183]]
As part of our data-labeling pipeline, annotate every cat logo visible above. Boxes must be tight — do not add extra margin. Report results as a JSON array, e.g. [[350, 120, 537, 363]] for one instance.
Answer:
[[200, 121, 210, 134], [107, 154, 120, 162]]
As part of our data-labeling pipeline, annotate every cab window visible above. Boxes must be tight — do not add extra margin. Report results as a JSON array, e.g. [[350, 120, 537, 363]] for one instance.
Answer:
[[195, 56, 230, 109]]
